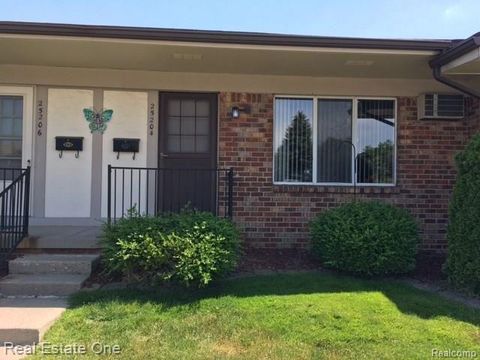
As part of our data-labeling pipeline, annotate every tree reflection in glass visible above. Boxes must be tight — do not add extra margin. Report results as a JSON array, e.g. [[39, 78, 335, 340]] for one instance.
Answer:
[[274, 110, 313, 182]]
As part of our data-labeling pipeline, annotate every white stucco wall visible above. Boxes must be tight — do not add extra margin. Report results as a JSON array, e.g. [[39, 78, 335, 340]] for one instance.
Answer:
[[101, 90, 148, 217], [45, 88, 93, 218]]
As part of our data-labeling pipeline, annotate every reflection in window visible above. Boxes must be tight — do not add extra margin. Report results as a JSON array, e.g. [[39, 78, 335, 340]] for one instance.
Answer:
[[166, 99, 210, 153], [273, 97, 395, 185], [356, 100, 395, 184], [0, 96, 23, 169], [274, 98, 313, 182], [317, 99, 352, 183]]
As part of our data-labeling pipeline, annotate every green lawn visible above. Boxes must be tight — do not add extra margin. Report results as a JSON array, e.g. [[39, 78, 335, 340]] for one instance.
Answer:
[[33, 272, 480, 359]]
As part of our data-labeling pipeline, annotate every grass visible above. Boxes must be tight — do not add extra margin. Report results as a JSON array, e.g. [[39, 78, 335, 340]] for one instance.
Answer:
[[33, 272, 480, 359]]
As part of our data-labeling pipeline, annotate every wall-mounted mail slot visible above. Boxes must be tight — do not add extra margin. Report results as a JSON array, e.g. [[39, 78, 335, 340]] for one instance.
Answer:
[[113, 138, 140, 159], [55, 136, 84, 158]]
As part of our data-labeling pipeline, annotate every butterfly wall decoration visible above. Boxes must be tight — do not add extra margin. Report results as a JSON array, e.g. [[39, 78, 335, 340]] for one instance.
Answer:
[[83, 108, 114, 134]]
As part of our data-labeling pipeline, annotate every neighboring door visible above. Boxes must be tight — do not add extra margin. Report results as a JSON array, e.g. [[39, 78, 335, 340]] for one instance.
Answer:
[[0, 94, 23, 198], [0, 87, 33, 225], [158, 92, 217, 213]]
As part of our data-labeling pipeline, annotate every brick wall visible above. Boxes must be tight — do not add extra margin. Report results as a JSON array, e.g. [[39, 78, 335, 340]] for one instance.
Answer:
[[219, 92, 477, 252], [466, 97, 480, 134]]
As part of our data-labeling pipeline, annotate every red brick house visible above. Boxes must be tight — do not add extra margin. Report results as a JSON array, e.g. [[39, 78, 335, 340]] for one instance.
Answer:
[[0, 22, 479, 266]]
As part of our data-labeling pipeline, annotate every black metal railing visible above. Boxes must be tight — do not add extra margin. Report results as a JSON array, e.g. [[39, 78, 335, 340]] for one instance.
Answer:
[[0, 167, 30, 271], [107, 166, 234, 223]]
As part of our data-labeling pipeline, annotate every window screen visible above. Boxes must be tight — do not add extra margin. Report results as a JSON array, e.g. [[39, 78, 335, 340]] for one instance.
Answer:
[[317, 99, 352, 183], [356, 99, 395, 184]]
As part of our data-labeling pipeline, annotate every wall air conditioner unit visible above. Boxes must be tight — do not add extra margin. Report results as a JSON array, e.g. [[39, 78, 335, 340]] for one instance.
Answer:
[[418, 93, 464, 120]]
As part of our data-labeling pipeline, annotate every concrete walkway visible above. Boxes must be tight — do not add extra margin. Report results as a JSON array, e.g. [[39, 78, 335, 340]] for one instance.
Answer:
[[404, 279, 480, 310], [0, 297, 67, 359]]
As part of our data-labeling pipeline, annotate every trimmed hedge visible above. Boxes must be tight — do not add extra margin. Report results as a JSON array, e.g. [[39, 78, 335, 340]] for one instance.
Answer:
[[310, 201, 419, 276], [446, 133, 480, 294], [102, 211, 240, 287]]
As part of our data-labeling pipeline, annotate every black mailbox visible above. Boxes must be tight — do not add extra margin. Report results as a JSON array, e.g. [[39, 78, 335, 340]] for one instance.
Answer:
[[113, 138, 140, 159], [55, 136, 83, 151], [55, 137, 83, 158], [113, 138, 140, 153]]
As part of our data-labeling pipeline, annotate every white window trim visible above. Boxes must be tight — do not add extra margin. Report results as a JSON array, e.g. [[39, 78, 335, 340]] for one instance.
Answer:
[[272, 95, 397, 187]]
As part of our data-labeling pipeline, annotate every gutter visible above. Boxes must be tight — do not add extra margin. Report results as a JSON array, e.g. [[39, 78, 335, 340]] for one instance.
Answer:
[[432, 66, 480, 99], [429, 33, 480, 67], [430, 33, 480, 99], [0, 21, 453, 51]]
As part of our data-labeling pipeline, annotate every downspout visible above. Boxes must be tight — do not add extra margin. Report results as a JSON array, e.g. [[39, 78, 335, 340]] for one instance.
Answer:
[[432, 66, 480, 99]]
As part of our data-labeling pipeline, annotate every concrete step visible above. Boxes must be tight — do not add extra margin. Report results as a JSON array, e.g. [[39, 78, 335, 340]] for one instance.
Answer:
[[0, 297, 67, 346], [9, 254, 100, 275], [0, 274, 89, 296], [18, 226, 101, 250]]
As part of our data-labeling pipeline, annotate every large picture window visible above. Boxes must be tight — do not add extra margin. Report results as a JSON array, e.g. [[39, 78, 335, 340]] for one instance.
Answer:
[[274, 97, 396, 185]]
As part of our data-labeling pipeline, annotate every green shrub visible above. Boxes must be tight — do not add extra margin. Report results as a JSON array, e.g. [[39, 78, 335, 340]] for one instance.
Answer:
[[310, 201, 419, 276], [102, 211, 240, 287], [446, 133, 480, 294]]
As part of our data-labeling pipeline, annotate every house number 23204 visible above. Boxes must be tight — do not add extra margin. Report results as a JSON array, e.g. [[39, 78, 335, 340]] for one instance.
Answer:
[[148, 102, 155, 136]]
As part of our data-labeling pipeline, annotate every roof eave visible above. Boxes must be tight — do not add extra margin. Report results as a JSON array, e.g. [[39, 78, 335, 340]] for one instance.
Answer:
[[0, 21, 453, 52], [429, 33, 480, 67]]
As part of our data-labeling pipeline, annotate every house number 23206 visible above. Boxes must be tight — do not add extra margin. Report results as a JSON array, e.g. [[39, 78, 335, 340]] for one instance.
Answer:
[[36, 100, 44, 136]]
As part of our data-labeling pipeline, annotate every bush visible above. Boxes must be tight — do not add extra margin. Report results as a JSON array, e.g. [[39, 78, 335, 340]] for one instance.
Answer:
[[446, 133, 480, 294], [102, 210, 240, 287], [310, 201, 419, 276]]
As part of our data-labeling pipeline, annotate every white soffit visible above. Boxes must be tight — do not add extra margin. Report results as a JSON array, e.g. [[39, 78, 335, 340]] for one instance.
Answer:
[[441, 47, 480, 75], [0, 34, 437, 79]]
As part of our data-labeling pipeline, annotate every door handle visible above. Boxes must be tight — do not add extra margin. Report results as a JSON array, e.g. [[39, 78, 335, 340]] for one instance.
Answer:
[[160, 152, 169, 158]]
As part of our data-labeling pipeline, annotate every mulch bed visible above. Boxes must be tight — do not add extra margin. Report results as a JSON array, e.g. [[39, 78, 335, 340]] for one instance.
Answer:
[[84, 248, 447, 282], [235, 248, 321, 274], [414, 251, 447, 282], [236, 248, 448, 281], [81, 248, 448, 291]]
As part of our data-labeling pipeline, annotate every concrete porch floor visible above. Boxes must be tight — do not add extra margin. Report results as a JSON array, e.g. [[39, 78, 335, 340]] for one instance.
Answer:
[[18, 226, 102, 250]]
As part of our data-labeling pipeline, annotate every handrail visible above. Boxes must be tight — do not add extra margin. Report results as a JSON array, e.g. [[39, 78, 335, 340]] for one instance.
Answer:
[[107, 165, 234, 223], [0, 174, 26, 197], [109, 166, 228, 171], [0, 167, 30, 271]]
